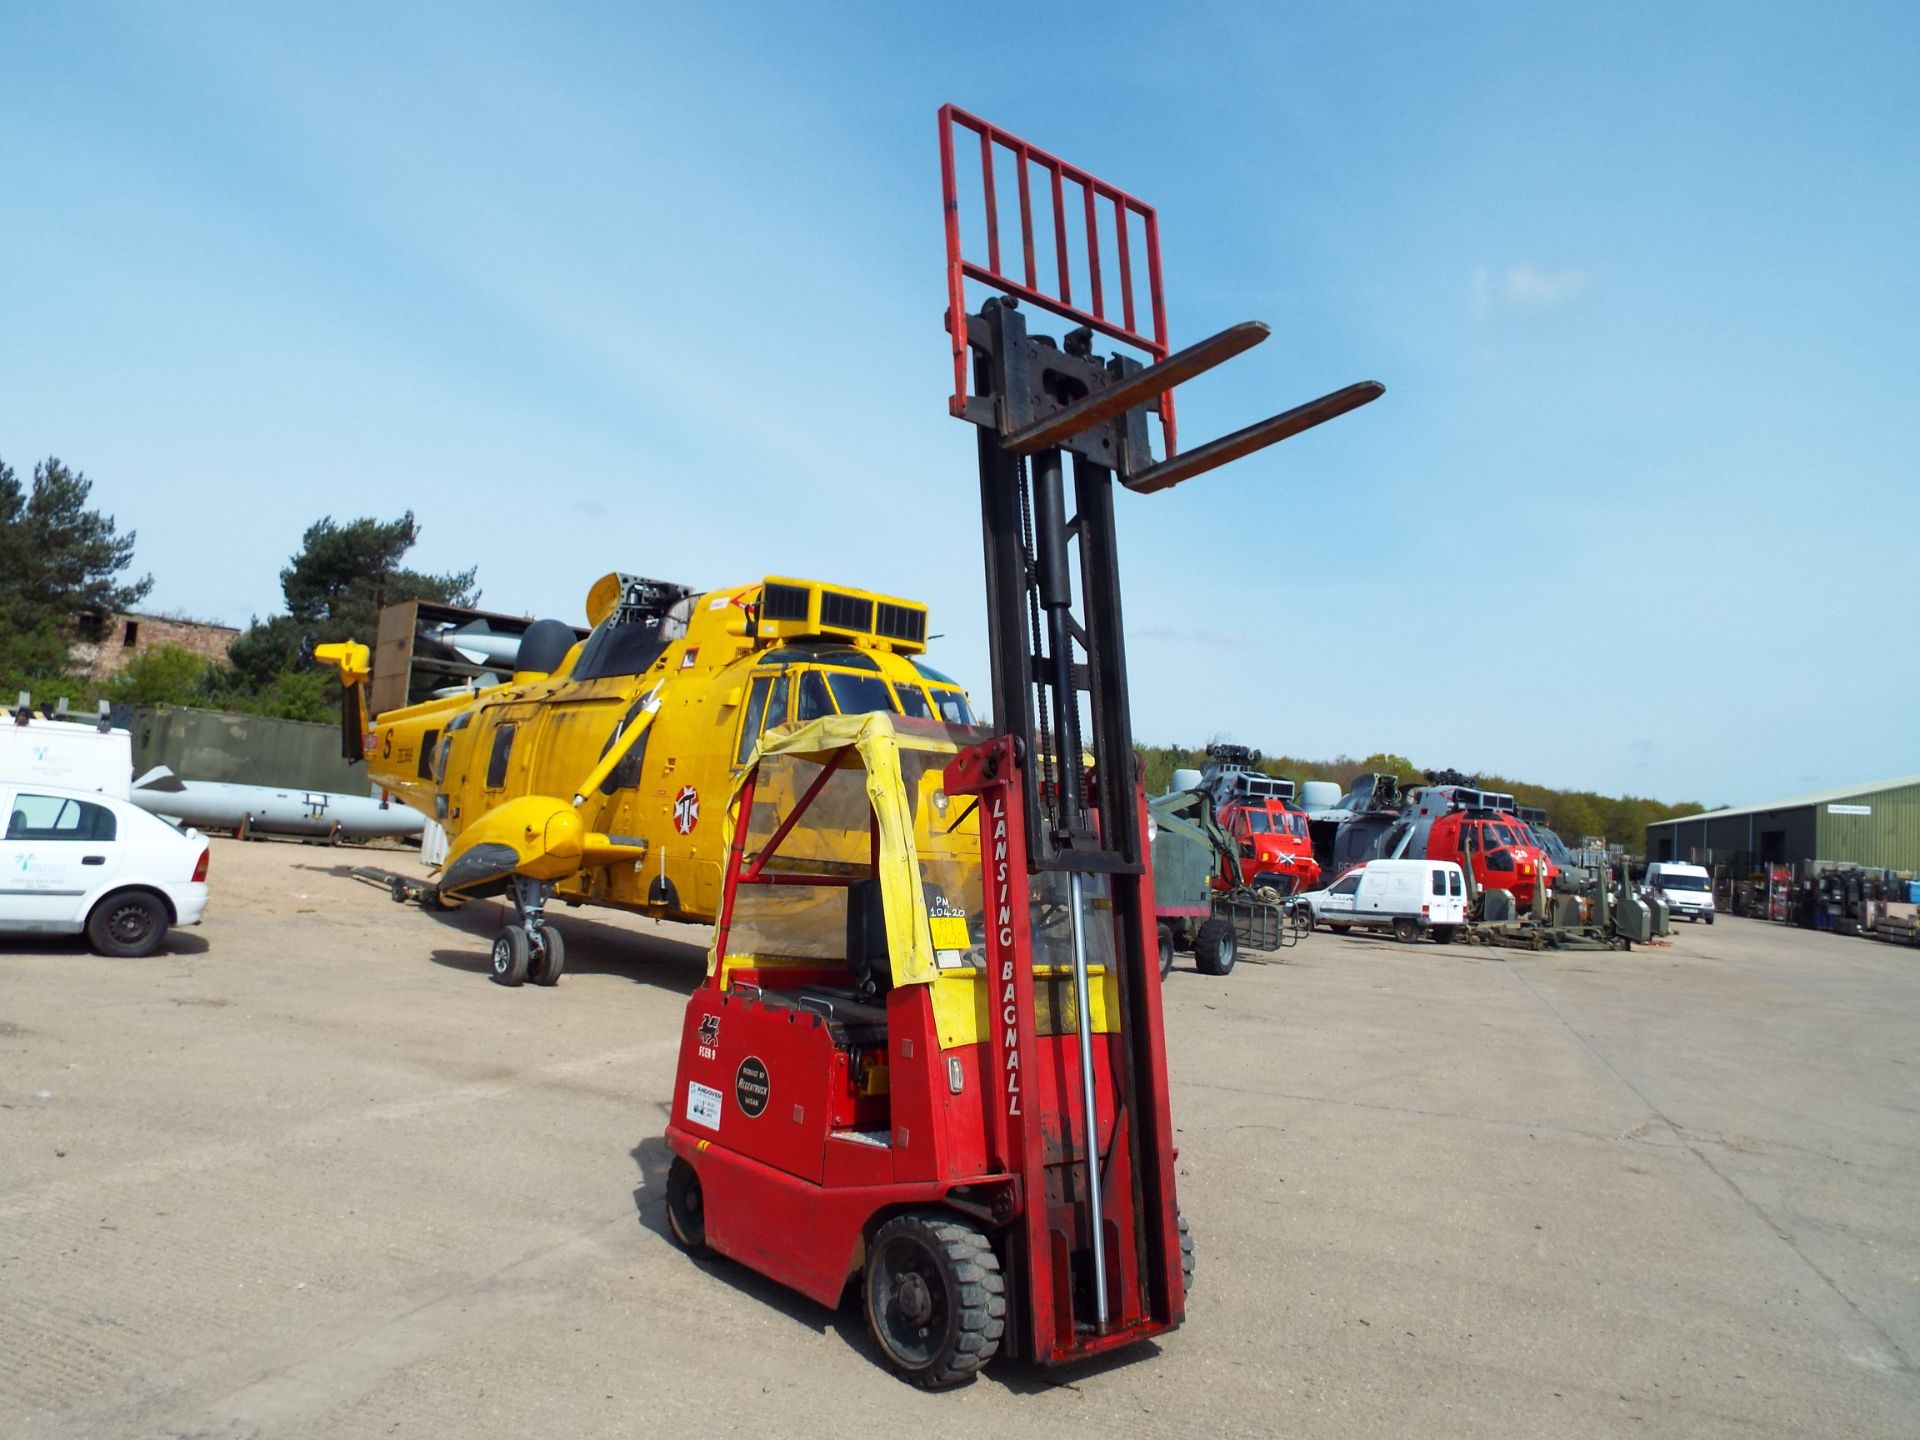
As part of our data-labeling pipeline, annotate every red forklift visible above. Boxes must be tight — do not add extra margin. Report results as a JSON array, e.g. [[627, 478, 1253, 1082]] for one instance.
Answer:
[[660, 106, 1382, 1387]]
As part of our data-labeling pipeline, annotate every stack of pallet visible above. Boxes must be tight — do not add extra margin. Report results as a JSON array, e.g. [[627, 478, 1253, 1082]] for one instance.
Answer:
[[1871, 900, 1920, 947]]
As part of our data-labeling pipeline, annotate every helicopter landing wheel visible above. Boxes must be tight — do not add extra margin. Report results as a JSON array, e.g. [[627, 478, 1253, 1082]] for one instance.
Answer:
[[864, 1212, 1005, 1389], [491, 925, 529, 986], [529, 926, 566, 986]]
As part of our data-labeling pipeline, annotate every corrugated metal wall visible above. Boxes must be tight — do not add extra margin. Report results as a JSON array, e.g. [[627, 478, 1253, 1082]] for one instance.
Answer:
[[1815, 781, 1920, 871], [1647, 781, 1920, 871], [131, 705, 368, 793]]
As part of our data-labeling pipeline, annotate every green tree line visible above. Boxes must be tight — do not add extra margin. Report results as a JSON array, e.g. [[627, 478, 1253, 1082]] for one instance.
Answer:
[[1, 452, 472, 723], [1136, 743, 1706, 852]]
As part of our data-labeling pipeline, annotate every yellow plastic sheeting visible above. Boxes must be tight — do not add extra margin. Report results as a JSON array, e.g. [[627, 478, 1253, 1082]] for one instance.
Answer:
[[710, 713, 972, 988]]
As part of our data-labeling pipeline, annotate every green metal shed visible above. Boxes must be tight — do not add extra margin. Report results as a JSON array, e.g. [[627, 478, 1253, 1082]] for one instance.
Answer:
[[1645, 773, 1920, 872]]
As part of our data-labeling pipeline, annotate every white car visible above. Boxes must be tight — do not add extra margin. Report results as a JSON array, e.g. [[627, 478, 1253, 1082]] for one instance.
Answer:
[[1294, 858, 1469, 943], [1, 781, 210, 957]]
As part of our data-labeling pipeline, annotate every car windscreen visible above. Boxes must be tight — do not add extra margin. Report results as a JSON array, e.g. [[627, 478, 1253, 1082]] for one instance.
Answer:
[[1657, 873, 1709, 890]]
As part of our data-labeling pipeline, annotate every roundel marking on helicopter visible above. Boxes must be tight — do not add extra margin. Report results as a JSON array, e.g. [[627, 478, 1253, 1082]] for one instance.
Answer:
[[672, 785, 700, 835]]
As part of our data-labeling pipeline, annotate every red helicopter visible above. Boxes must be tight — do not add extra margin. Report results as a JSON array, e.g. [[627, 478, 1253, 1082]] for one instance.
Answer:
[[1378, 778, 1558, 907], [1195, 745, 1321, 897]]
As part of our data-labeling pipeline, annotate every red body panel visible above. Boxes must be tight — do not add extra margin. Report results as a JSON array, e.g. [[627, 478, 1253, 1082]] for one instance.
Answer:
[[1217, 795, 1320, 895], [1422, 813, 1558, 905]]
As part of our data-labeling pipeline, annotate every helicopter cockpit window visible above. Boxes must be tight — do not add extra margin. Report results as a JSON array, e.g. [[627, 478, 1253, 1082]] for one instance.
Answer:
[[796, 670, 833, 722], [737, 676, 774, 766], [928, 687, 975, 725], [894, 683, 933, 720], [485, 724, 516, 789], [826, 672, 900, 717], [763, 672, 789, 732]]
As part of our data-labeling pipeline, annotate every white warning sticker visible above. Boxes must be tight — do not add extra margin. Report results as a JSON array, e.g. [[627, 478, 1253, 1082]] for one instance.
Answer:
[[686, 1080, 723, 1131]]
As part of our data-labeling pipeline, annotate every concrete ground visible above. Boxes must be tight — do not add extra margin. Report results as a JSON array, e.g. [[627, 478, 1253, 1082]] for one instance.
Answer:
[[1, 836, 1915, 1439]]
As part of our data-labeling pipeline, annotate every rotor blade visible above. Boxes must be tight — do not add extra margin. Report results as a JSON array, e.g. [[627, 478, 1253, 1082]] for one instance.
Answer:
[[1121, 380, 1385, 494]]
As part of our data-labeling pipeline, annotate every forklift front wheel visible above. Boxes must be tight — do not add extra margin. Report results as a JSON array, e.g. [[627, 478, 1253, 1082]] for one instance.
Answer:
[[491, 926, 529, 986], [1157, 924, 1174, 980], [665, 1158, 708, 1254], [864, 1213, 1006, 1389]]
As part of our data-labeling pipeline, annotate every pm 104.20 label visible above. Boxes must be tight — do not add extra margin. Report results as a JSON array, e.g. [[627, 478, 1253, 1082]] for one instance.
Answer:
[[685, 1081, 723, 1131]]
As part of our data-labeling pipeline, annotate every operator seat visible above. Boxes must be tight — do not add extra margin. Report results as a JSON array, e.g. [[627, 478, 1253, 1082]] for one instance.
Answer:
[[846, 877, 892, 1002]]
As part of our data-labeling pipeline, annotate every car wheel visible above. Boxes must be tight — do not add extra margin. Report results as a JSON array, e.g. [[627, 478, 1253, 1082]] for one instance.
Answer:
[[1392, 917, 1420, 944], [1156, 923, 1174, 979], [1430, 925, 1456, 944], [86, 890, 169, 958]]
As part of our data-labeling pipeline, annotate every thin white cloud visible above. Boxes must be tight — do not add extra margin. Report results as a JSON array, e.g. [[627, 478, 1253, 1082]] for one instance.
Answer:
[[1471, 263, 1590, 319]]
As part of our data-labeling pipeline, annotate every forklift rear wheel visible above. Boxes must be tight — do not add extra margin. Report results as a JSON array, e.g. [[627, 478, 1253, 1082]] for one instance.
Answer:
[[1391, 917, 1420, 944], [1157, 924, 1174, 979], [665, 1158, 707, 1253], [1179, 1212, 1196, 1297], [530, 927, 567, 986], [1194, 918, 1237, 976], [864, 1212, 1006, 1388], [491, 926, 529, 986]]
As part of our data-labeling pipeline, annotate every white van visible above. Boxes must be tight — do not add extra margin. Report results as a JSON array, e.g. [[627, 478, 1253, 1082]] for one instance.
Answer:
[[1297, 859, 1469, 943], [0, 709, 133, 798], [1644, 862, 1715, 924]]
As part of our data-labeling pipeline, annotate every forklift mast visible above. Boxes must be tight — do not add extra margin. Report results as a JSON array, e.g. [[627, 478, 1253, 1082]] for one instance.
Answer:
[[937, 106, 1382, 1351]]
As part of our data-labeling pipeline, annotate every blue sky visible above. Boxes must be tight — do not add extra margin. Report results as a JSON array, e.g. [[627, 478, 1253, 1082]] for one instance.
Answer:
[[2, 2, 1914, 807]]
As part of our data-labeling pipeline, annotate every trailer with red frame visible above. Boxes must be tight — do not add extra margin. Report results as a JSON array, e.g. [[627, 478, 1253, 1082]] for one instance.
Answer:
[[659, 105, 1381, 1387]]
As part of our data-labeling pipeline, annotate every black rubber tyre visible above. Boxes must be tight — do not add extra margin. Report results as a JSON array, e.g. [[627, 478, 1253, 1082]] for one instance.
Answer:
[[529, 926, 567, 986], [86, 890, 168, 958], [1430, 925, 1457, 945], [1391, 917, 1420, 944], [1178, 1211, 1196, 1298], [1328, 922, 1351, 935], [1706, 914, 1715, 926], [864, 1212, 1006, 1388], [1194, 918, 1238, 976], [665, 1157, 707, 1253], [1157, 923, 1174, 979], [491, 925, 529, 986]]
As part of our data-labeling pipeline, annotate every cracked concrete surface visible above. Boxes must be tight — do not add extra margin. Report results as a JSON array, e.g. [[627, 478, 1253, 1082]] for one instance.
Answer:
[[1, 837, 1914, 1437]]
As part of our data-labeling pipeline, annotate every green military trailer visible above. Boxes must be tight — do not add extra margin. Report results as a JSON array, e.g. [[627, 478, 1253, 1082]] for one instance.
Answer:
[[1149, 784, 1298, 978]]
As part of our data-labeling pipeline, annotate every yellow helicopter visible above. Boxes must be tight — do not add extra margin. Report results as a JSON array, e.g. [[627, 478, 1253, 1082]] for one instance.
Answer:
[[314, 573, 977, 985]]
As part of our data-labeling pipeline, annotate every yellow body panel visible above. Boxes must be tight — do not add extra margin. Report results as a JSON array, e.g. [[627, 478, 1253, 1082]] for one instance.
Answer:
[[320, 576, 974, 921]]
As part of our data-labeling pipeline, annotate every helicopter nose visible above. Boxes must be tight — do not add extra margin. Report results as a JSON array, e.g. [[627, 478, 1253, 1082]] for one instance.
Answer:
[[544, 807, 585, 861]]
